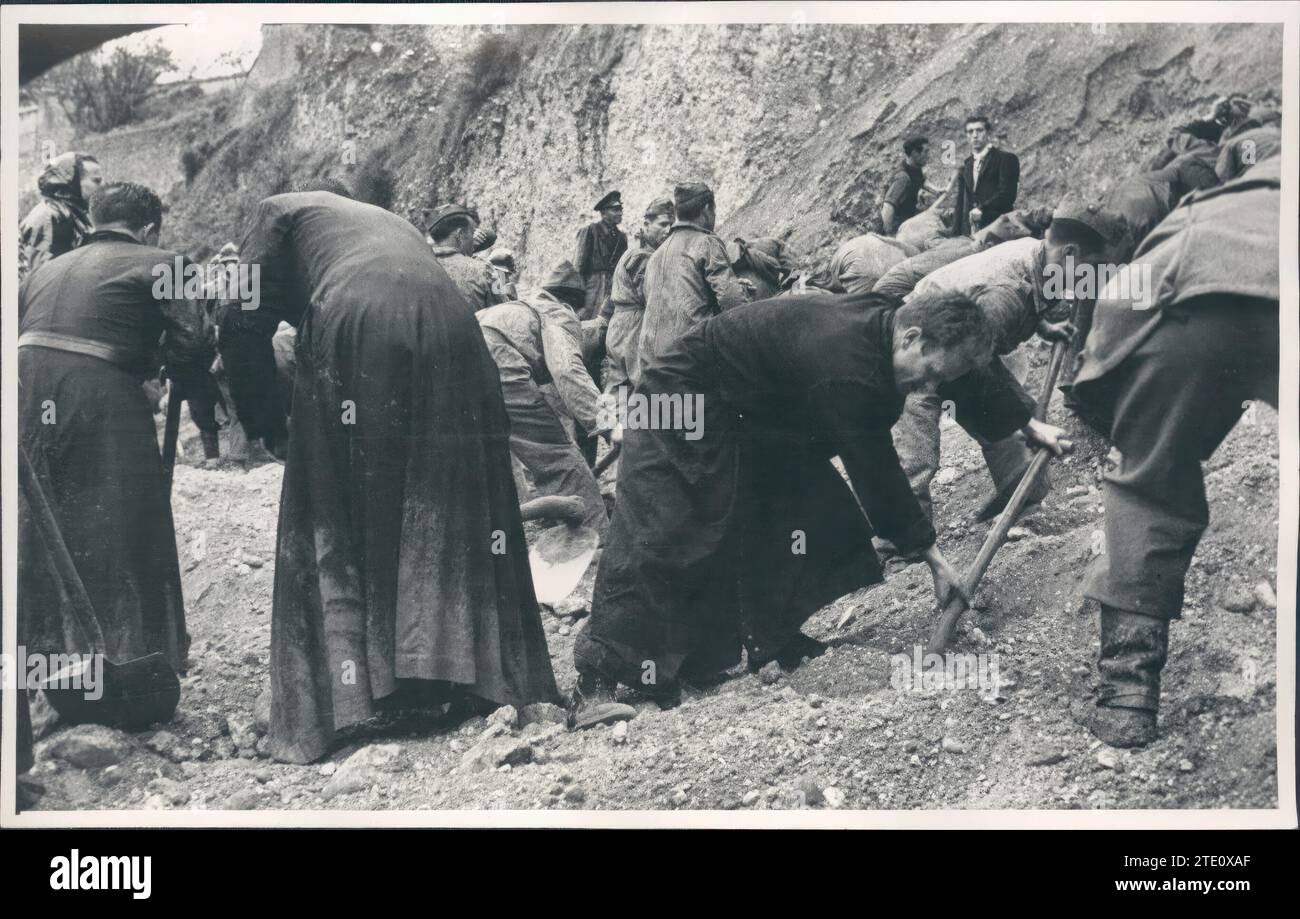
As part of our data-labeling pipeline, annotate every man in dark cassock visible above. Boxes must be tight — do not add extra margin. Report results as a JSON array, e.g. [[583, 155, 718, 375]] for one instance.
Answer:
[[19, 182, 210, 676], [571, 289, 1066, 728], [1071, 156, 1280, 749], [574, 190, 629, 321], [219, 188, 558, 764]]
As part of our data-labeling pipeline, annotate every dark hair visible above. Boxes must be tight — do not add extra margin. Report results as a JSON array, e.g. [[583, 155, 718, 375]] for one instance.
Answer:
[[296, 177, 353, 198], [895, 290, 993, 358], [1046, 218, 1106, 255], [645, 200, 676, 222], [964, 114, 991, 130], [431, 214, 474, 242], [903, 136, 929, 156], [676, 189, 714, 223], [89, 182, 162, 231]]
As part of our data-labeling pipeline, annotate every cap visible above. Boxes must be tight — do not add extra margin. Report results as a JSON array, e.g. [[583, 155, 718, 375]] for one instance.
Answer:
[[487, 247, 516, 272], [594, 191, 623, 212], [673, 182, 713, 214], [643, 195, 675, 221], [1050, 197, 1128, 245], [426, 203, 479, 236]]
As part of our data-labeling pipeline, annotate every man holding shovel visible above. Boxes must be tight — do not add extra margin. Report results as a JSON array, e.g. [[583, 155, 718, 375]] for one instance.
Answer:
[[571, 289, 1066, 728], [880, 200, 1126, 563]]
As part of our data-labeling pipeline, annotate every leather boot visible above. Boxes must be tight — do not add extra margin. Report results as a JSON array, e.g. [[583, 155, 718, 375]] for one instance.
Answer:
[[1087, 605, 1168, 748], [571, 670, 635, 730]]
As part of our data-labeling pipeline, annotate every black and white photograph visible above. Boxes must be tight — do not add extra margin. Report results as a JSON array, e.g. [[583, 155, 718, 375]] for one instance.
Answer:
[[1, 2, 1296, 833]]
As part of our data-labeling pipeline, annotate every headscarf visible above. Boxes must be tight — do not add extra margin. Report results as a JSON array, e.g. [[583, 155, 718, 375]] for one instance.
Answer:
[[37, 151, 97, 217]]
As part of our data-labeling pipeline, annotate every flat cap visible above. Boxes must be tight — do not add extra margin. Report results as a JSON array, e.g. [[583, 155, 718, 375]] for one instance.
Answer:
[[594, 190, 623, 212], [426, 203, 479, 236], [487, 247, 516, 271], [542, 259, 586, 299], [1051, 197, 1128, 245]]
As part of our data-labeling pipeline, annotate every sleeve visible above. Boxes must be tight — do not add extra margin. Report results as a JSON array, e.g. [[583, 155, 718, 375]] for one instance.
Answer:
[[953, 167, 970, 235], [702, 236, 752, 311], [938, 357, 1033, 444], [160, 255, 219, 391], [972, 283, 1045, 354], [540, 312, 607, 435], [810, 379, 936, 555], [883, 172, 911, 209], [217, 198, 296, 448], [18, 203, 55, 284], [988, 153, 1020, 213], [872, 262, 921, 301], [574, 224, 593, 277]]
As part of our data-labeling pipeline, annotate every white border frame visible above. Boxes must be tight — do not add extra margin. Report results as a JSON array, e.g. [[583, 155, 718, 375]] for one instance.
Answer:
[[2, 1, 1296, 830]]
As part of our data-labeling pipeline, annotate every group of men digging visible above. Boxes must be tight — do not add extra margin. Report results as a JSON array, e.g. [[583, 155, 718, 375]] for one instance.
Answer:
[[12, 98, 1281, 785]]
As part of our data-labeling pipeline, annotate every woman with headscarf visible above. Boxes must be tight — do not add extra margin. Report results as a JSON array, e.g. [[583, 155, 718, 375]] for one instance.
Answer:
[[18, 152, 102, 286]]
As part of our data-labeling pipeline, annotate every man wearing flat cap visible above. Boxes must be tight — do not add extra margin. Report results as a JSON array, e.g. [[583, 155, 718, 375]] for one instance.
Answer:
[[1071, 157, 1279, 749], [638, 182, 754, 375], [427, 203, 506, 313], [477, 260, 614, 536], [575, 191, 629, 320], [597, 195, 676, 397], [880, 198, 1126, 562]]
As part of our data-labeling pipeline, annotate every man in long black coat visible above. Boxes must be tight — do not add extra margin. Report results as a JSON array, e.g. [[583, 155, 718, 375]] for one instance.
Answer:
[[219, 189, 558, 764], [571, 289, 1066, 726], [18, 182, 211, 676]]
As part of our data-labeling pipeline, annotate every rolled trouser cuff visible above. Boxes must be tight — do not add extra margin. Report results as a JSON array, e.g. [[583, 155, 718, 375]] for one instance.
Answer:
[[1096, 605, 1168, 713]]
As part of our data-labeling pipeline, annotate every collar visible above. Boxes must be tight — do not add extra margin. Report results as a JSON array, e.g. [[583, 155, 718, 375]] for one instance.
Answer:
[[430, 244, 465, 258], [972, 146, 993, 163], [880, 307, 901, 394], [85, 228, 142, 245], [668, 219, 712, 235]]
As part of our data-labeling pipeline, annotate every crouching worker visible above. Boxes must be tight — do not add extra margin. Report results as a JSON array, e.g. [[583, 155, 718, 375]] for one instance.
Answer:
[[1071, 156, 1280, 748], [571, 289, 1065, 727], [478, 261, 614, 537]]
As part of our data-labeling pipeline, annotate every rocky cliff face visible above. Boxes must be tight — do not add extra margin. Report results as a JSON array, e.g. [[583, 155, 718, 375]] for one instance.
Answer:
[[153, 21, 1280, 279]]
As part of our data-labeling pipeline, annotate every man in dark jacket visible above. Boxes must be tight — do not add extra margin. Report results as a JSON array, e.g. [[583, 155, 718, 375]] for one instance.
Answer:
[[1071, 157, 1279, 749], [18, 181, 212, 677], [571, 289, 1066, 727], [18, 151, 102, 284], [219, 189, 558, 763], [575, 190, 629, 320], [952, 114, 1020, 237], [638, 182, 754, 374]]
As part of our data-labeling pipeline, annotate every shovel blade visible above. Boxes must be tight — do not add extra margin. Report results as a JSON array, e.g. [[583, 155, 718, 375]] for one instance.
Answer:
[[529, 524, 599, 604]]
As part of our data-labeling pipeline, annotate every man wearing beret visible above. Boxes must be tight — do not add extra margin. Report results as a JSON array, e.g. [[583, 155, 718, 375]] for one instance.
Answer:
[[428, 203, 506, 313], [880, 200, 1125, 562], [478, 261, 614, 536], [638, 182, 754, 375], [1071, 157, 1279, 748], [575, 191, 629, 320]]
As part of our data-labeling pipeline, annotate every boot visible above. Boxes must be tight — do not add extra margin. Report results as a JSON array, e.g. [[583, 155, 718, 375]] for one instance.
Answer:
[[571, 670, 635, 731], [200, 428, 221, 460], [1087, 605, 1168, 748]]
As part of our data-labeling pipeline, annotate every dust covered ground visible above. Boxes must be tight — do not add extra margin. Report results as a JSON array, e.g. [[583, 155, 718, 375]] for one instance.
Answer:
[[26, 342, 1280, 815]]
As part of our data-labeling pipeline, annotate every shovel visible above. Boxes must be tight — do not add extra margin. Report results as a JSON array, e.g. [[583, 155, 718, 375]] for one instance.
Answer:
[[925, 328, 1076, 655], [19, 446, 181, 730], [520, 495, 600, 604]]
